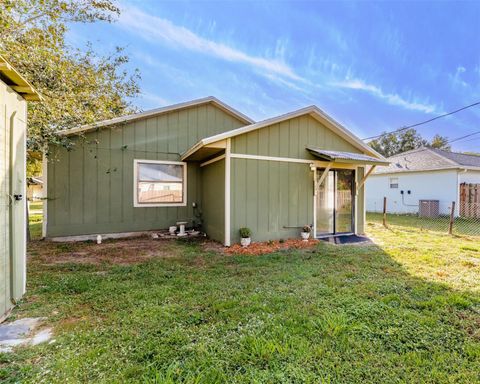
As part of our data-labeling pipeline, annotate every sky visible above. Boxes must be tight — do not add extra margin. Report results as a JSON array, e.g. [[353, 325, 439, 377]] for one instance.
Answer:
[[67, 1, 480, 152]]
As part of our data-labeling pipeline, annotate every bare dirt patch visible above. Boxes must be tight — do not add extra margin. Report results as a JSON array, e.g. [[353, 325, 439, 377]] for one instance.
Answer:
[[28, 237, 185, 266]]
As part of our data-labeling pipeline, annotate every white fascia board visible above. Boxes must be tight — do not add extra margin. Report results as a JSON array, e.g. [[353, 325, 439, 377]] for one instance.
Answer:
[[370, 166, 469, 176], [59, 96, 254, 136]]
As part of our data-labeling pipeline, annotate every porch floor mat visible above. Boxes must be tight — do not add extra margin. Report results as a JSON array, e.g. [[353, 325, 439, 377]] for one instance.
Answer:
[[319, 235, 371, 245]]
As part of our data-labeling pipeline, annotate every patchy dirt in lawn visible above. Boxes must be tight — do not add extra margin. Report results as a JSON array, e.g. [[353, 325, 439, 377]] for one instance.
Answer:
[[27, 236, 320, 266], [28, 237, 187, 266], [224, 239, 319, 256]]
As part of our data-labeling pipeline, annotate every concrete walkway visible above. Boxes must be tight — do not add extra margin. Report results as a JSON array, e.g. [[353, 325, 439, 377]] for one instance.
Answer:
[[0, 317, 53, 352]]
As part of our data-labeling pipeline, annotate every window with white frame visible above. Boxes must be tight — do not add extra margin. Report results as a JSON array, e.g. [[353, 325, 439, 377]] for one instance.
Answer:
[[134, 160, 187, 206], [389, 177, 399, 189]]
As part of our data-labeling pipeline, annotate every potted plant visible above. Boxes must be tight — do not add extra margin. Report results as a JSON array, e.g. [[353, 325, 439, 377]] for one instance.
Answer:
[[239, 227, 252, 247], [301, 225, 311, 241]]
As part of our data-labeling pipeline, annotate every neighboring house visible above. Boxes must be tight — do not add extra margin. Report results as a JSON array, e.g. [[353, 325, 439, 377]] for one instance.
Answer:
[[366, 147, 480, 216], [27, 176, 43, 201], [0, 55, 40, 321], [45, 97, 387, 245]]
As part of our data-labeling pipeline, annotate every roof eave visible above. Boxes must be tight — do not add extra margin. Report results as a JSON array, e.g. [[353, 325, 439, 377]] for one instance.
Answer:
[[182, 105, 387, 162], [59, 96, 254, 137], [0, 55, 41, 101]]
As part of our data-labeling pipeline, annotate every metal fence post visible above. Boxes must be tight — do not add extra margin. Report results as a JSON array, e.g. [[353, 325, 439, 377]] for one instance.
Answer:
[[449, 201, 456, 235], [383, 197, 387, 228]]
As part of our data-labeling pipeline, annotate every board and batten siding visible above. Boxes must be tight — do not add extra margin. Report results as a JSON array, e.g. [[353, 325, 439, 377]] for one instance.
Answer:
[[201, 159, 225, 243], [46, 104, 245, 237], [0, 80, 27, 320], [231, 114, 361, 159], [229, 114, 366, 243]]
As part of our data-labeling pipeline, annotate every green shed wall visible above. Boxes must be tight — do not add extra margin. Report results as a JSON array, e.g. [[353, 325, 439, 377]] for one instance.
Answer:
[[46, 103, 245, 237], [201, 159, 225, 243], [229, 114, 366, 244], [0, 80, 27, 320], [231, 114, 361, 158], [231, 159, 313, 243]]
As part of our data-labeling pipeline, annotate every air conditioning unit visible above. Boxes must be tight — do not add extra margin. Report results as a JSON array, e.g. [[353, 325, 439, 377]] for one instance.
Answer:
[[419, 200, 440, 218]]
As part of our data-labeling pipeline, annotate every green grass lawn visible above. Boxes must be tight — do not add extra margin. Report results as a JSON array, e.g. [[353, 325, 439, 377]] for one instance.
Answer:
[[367, 211, 480, 237], [28, 201, 43, 212], [28, 214, 43, 240], [2, 224, 479, 383]]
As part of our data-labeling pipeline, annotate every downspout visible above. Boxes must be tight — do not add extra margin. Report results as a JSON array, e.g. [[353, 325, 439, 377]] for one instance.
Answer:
[[224, 138, 231, 246]]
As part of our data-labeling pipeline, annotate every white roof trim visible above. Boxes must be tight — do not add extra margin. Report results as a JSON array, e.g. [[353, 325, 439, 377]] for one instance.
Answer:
[[372, 165, 480, 175], [181, 105, 385, 161], [59, 96, 254, 136]]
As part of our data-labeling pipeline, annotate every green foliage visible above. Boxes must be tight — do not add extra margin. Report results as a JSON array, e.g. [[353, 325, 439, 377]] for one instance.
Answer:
[[239, 227, 252, 238], [369, 128, 450, 157], [0, 0, 140, 153], [429, 134, 452, 151]]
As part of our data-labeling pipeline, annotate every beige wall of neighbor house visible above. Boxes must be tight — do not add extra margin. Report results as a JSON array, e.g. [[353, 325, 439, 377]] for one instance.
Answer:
[[27, 182, 43, 200]]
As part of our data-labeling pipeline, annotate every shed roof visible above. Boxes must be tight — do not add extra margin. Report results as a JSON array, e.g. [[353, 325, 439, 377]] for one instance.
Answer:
[[0, 55, 41, 101], [307, 147, 390, 165], [182, 105, 386, 161], [59, 96, 254, 136], [374, 147, 480, 174]]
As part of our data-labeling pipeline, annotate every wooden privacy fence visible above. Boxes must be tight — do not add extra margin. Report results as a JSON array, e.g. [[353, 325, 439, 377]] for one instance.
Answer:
[[460, 183, 480, 218]]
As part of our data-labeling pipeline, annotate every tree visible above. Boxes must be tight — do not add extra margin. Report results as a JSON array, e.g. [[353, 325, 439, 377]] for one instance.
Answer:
[[0, 0, 140, 159], [369, 128, 450, 157], [428, 134, 451, 151]]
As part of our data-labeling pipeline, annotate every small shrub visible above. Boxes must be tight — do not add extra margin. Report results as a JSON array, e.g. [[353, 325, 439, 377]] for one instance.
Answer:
[[239, 227, 251, 238], [302, 225, 311, 233]]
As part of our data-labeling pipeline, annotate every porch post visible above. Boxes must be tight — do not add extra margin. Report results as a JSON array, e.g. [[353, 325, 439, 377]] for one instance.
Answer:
[[224, 138, 231, 246]]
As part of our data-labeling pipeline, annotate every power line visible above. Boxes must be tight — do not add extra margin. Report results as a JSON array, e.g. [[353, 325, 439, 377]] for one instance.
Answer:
[[452, 135, 480, 144], [447, 130, 480, 144], [363, 101, 480, 141]]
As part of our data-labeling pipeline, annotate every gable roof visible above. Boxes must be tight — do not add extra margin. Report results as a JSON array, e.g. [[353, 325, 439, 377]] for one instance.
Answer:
[[374, 147, 480, 174], [59, 96, 254, 136], [0, 55, 41, 101], [181, 105, 385, 161], [430, 147, 480, 167]]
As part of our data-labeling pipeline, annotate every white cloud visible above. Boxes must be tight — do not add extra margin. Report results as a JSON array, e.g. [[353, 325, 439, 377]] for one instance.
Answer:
[[118, 5, 302, 82], [139, 92, 170, 109], [332, 78, 439, 114], [450, 66, 468, 88]]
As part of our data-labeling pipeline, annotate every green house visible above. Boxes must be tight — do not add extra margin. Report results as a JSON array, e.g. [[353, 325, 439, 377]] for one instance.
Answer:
[[45, 97, 387, 245], [0, 56, 40, 321]]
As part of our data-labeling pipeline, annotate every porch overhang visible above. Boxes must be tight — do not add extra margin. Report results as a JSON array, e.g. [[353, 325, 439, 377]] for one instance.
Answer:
[[182, 139, 227, 162], [0, 55, 42, 101], [307, 147, 390, 166]]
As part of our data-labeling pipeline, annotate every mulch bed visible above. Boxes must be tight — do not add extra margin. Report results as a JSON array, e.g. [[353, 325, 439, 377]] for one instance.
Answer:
[[224, 239, 319, 256]]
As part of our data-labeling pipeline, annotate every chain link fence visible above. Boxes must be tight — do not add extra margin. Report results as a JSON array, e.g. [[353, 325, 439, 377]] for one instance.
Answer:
[[366, 197, 480, 237]]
